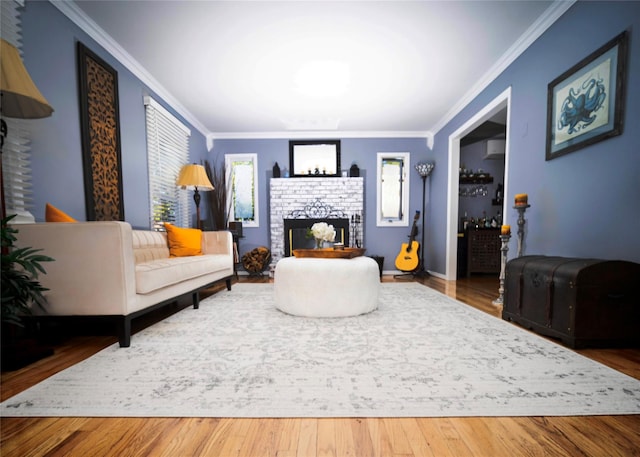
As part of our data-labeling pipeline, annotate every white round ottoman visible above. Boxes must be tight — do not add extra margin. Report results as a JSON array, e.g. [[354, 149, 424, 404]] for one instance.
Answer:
[[274, 256, 380, 317]]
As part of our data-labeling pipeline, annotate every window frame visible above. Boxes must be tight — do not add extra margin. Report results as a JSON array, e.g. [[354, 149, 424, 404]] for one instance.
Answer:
[[225, 153, 259, 228], [376, 152, 410, 227], [144, 96, 191, 229]]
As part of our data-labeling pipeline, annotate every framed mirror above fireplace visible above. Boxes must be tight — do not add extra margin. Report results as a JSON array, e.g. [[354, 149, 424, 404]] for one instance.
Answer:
[[289, 140, 341, 177]]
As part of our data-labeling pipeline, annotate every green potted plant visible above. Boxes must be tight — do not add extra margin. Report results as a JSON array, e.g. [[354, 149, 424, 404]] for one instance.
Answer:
[[1, 215, 54, 370]]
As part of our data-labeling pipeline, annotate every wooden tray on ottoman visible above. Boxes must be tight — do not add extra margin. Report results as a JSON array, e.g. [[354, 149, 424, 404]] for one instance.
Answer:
[[293, 248, 366, 259]]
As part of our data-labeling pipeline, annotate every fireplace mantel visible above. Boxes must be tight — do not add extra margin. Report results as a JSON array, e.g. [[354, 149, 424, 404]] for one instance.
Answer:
[[269, 177, 364, 263]]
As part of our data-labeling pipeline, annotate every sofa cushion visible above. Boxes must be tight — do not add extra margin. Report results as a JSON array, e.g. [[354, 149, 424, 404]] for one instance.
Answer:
[[45, 203, 77, 222], [164, 223, 203, 257], [135, 254, 229, 294], [132, 230, 170, 263]]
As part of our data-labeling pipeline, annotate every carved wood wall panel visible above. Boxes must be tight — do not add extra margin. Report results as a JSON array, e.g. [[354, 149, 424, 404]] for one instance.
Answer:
[[77, 42, 124, 221]]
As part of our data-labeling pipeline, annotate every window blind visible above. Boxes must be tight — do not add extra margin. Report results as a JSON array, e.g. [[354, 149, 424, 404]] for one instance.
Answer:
[[1, 0, 34, 220], [144, 96, 191, 229]]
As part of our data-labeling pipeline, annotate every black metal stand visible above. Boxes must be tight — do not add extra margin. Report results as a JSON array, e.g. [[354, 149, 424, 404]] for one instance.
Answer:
[[413, 174, 430, 278], [231, 232, 243, 279], [393, 269, 419, 279], [393, 208, 422, 280], [193, 187, 201, 229], [394, 162, 434, 280]]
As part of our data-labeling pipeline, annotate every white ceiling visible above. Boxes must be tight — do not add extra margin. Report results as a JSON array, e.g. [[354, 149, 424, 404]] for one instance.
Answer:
[[65, 0, 566, 140]]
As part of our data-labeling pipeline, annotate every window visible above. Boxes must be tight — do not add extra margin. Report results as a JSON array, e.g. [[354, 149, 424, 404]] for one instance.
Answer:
[[376, 152, 410, 226], [1, 0, 34, 221], [144, 96, 191, 229], [225, 154, 259, 228]]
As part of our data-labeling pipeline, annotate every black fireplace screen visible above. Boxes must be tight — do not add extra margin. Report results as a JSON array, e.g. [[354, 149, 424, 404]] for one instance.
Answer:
[[283, 218, 350, 256]]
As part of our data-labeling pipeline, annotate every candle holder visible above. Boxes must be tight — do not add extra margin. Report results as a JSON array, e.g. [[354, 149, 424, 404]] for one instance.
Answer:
[[492, 234, 511, 306], [514, 204, 530, 257]]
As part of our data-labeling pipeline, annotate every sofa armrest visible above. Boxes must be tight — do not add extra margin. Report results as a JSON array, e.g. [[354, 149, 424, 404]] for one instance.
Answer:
[[202, 230, 234, 258], [13, 221, 138, 316]]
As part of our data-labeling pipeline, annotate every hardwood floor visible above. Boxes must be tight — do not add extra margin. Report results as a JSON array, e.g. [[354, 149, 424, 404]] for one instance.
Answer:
[[2, 275, 639, 457]]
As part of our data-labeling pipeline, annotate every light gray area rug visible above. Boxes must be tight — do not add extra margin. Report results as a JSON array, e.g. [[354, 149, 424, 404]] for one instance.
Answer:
[[2, 283, 639, 418]]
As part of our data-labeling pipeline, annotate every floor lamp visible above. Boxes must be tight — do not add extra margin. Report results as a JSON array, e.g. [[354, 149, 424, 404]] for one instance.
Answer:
[[414, 162, 435, 277], [177, 163, 214, 229], [1, 38, 54, 222]]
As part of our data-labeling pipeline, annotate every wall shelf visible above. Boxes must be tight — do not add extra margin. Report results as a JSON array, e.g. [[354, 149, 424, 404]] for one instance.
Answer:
[[460, 176, 494, 184]]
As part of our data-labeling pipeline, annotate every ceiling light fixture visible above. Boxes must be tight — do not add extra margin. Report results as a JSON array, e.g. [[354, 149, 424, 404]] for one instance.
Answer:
[[293, 60, 351, 98], [281, 117, 341, 131]]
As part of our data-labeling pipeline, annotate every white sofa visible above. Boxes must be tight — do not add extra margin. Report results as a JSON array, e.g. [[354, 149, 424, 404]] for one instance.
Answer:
[[13, 221, 234, 347]]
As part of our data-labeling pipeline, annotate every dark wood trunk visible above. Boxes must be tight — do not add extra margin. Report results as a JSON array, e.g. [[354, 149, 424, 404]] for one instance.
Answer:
[[503, 255, 640, 348]]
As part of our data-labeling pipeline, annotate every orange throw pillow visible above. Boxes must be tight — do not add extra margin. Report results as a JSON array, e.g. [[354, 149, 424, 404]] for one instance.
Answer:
[[45, 203, 77, 222], [164, 223, 203, 257]]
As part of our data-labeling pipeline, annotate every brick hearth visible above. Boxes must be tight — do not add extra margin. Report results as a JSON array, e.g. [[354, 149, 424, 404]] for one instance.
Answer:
[[269, 177, 364, 263]]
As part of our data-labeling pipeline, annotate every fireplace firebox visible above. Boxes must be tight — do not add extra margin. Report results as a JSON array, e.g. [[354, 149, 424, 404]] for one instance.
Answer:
[[283, 218, 350, 257]]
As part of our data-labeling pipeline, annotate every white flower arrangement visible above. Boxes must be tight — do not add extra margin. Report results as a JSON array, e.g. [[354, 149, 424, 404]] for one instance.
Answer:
[[309, 222, 336, 243]]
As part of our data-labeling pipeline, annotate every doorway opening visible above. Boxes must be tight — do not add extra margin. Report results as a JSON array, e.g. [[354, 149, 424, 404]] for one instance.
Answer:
[[445, 87, 511, 281]]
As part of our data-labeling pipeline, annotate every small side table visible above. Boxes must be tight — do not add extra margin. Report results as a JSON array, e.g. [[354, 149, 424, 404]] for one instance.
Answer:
[[231, 233, 243, 277]]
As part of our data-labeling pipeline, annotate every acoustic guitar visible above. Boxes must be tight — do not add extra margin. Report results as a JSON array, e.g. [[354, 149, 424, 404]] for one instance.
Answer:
[[395, 211, 420, 272]]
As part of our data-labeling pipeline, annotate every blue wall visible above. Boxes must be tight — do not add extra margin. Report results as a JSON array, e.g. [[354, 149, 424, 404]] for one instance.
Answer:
[[211, 138, 432, 269], [429, 0, 640, 272], [21, 1, 209, 229], [19, 0, 640, 275]]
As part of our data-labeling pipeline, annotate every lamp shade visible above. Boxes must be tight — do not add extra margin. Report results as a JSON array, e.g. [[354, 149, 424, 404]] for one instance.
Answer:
[[1, 39, 54, 119], [177, 164, 214, 190], [415, 162, 435, 177]]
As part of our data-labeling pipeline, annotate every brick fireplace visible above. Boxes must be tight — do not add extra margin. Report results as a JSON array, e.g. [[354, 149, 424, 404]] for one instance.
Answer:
[[269, 177, 364, 263]]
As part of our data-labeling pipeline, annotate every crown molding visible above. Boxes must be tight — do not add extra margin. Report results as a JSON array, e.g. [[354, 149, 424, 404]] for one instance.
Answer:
[[208, 130, 432, 139], [50, 0, 209, 137], [50, 1, 433, 147], [207, 130, 434, 149], [430, 0, 576, 137], [50, 0, 571, 148]]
